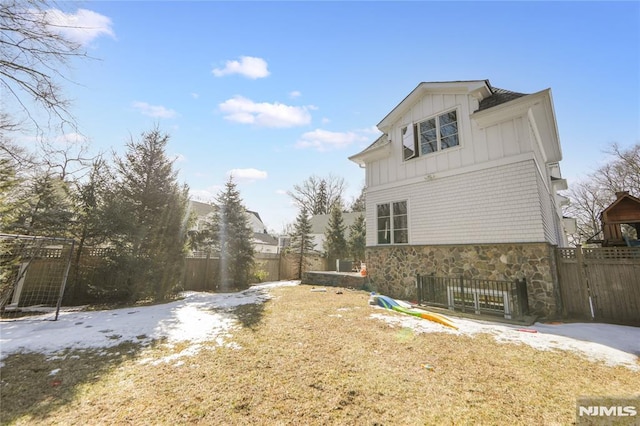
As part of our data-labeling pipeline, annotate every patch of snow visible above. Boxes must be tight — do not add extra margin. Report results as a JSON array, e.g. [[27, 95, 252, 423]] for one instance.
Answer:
[[2, 280, 638, 373], [370, 305, 640, 371], [0, 280, 299, 361]]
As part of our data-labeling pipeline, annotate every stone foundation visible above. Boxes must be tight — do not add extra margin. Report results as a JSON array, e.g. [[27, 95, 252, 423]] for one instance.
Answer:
[[301, 271, 369, 289], [365, 243, 559, 318]]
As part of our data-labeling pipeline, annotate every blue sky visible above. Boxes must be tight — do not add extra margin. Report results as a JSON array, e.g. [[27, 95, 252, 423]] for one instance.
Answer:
[[11, 1, 640, 232]]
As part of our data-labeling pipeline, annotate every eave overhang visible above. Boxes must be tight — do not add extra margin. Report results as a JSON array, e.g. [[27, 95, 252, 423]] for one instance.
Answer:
[[348, 139, 392, 167]]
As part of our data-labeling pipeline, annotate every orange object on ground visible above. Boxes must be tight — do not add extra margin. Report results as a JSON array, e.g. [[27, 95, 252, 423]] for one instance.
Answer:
[[360, 263, 367, 276]]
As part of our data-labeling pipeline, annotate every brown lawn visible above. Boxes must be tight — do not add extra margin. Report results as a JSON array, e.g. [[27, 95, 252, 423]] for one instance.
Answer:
[[1, 284, 639, 425]]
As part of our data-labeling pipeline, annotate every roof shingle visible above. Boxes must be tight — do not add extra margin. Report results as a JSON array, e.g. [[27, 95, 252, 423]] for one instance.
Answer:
[[478, 87, 528, 111]]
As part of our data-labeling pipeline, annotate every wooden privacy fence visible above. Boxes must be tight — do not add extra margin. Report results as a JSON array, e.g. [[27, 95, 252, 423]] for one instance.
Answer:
[[181, 252, 327, 291], [556, 246, 640, 325]]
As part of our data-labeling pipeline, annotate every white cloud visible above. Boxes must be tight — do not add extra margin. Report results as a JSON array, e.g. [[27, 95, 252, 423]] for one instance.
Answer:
[[360, 125, 382, 135], [218, 96, 312, 128], [132, 101, 178, 119], [295, 129, 369, 152], [212, 56, 270, 79], [41, 8, 115, 46], [191, 93, 200, 99], [53, 132, 88, 144], [289, 91, 302, 99], [227, 168, 268, 183], [275, 189, 287, 195]]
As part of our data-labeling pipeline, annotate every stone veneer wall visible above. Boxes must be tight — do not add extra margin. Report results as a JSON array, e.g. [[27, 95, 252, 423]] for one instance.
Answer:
[[365, 243, 559, 318]]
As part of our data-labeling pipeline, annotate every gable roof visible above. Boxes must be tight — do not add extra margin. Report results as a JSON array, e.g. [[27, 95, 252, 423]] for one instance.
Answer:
[[601, 191, 640, 223], [189, 200, 217, 217], [347, 133, 390, 167], [376, 80, 533, 133], [189, 200, 268, 233], [253, 232, 278, 245], [350, 79, 561, 166], [477, 87, 528, 111], [377, 80, 492, 133]]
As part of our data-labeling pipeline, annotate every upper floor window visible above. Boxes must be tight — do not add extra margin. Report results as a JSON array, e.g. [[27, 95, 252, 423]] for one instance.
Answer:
[[377, 201, 408, 244], [402, 109, 459, 161]]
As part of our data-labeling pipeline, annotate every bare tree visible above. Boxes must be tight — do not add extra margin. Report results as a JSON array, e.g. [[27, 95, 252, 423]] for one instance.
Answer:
[[595, 143, 640, 195], [0, 0, 87, 134], [287, 174, 346, 215], [565, 142, 640, 244], [39, 136, 95, 180]]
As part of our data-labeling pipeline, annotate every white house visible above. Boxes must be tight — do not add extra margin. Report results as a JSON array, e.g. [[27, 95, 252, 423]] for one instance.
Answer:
[[348, 80, 570, 317], [308, 211, 365, 253], [188, 200, 278, 253]]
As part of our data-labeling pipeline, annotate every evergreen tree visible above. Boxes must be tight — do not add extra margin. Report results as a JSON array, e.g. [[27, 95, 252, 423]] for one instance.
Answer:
[[111, 127, 189, 301], [67, 157, 114, 303], [71, 157, 115, 247], [0, 158, 20, 231], [349, 187, 366, 213], [324, 205, 347, 268], [0, 157, 21, 297], [11, 171, 74, 236], [348, 214, 366, 262], [313, 179, 328, 215], [209, 176, 255, 291], [290, 208, 315, 279]]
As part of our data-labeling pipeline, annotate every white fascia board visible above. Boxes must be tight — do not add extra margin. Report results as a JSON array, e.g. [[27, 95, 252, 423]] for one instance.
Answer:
[[551, 178, 568, 191], [555, 193, 570, 206], [378, 80, 491, 133]]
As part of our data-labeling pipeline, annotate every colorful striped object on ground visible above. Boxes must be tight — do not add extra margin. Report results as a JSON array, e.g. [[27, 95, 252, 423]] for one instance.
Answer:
[[370, 294, 458, 330]]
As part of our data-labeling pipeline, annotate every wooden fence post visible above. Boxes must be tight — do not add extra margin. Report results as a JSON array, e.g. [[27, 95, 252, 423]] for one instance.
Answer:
[[204, 252, 210, 291], [459, 275, 465, 313], [575, 244, 594, 319]]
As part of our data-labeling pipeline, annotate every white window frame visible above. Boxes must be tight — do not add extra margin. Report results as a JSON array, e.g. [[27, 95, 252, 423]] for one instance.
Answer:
[[402, 108, 460, 161], [401, 124, 418, 161], [376, 200, 408, 245]]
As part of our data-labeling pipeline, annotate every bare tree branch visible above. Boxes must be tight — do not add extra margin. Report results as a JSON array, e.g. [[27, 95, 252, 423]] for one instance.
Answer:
[[0, 0, 90, 135], [565, 142, 640, 244], [287, 174, 347, 215]]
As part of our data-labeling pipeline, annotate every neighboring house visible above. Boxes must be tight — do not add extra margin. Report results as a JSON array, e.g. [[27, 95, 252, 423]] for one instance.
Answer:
[[188, 200, 278, 253], [189, 199, 218, 232], [308, 212, 365, 253], [348, 80, 571, 318]]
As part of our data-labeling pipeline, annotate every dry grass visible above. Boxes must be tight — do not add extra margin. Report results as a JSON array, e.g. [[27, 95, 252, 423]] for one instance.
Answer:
[[1, 284, 639, 425]]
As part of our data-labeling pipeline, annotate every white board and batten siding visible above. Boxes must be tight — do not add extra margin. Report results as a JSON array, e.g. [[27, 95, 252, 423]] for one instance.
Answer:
[[362, 84, 566, 247], [366, 93, 533, 190]]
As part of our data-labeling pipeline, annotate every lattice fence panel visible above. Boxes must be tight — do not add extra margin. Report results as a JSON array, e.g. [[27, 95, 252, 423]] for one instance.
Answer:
[[0, 234, 74, 320]]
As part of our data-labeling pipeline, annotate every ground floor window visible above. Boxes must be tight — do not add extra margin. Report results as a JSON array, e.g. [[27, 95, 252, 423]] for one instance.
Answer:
[[377, 201, 408, 244]]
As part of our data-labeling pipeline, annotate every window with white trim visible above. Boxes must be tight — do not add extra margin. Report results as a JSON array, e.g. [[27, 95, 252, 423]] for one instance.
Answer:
[[377, 201, 408, 244], [402, 109, 459, 161]]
